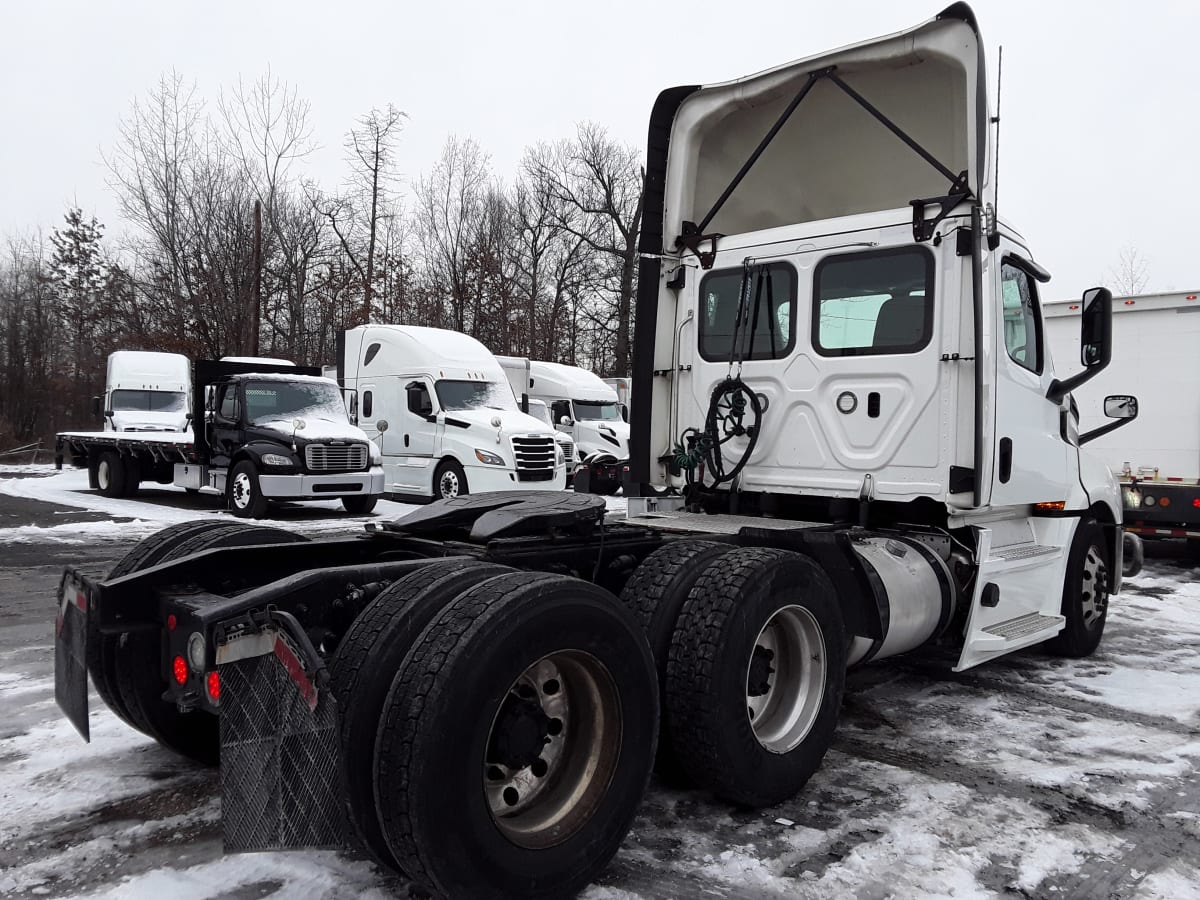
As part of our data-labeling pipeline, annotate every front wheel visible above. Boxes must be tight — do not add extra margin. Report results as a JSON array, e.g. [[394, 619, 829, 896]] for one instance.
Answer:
[[228, 460, 270, 518], [342, 494, 378, 515], [1046, 519, 1111, 658], [432, 458, 468, 500]]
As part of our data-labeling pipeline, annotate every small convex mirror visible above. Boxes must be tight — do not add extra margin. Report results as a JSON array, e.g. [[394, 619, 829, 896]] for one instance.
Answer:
[[1104, 395, 1138, 419], [376, 419, 389, 433]]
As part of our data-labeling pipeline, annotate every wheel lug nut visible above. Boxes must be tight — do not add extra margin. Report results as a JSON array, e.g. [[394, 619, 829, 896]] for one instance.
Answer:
[[547, 717, 563, 736], [542, 678, 560, 695], [531, 758, 548, 778], [503, 787, 519, 806]]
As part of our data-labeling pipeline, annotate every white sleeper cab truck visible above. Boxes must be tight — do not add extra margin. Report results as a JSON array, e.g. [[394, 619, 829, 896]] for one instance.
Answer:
[[53, 7, 1139, 898], [337, 325, 566, 501], [525, 397, 577, 472], [93, 350, 191, 433], [1046, 290, 1200, 551], [498, 356, 630, 494]]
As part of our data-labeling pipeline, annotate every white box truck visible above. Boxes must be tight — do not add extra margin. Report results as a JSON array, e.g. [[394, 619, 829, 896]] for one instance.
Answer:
[[92, 350, 191, 433], [337, 325, 567, 501], [1046, 290, 1200, 543], [54, 7, 1143, 897], [498, 356, 630, 494]]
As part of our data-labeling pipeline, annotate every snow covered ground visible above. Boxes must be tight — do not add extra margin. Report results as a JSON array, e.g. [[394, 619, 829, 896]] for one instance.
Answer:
[[1, 467, 1197, 898]]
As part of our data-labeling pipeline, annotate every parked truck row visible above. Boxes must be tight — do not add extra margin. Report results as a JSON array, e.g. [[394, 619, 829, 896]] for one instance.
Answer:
[[56, 6, 1143, 899]]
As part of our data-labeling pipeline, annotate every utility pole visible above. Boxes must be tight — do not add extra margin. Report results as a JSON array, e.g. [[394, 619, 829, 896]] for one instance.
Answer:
[[252, 199, 262, 355]]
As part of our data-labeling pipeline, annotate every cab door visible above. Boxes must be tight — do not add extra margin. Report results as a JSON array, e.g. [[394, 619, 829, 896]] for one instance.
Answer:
[[988, 249, 1069, 506]]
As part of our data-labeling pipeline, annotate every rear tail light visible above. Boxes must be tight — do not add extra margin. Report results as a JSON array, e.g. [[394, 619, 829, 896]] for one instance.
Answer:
[[206, 671, 220, 704], [172, 655, 188, 685]]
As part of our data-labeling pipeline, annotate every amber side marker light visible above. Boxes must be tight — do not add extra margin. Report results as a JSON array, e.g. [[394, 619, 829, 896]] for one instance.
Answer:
[[1035, 501, 1066, 511]]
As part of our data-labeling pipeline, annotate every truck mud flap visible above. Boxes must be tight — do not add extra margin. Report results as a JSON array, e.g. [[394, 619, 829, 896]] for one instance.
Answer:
[[54, 570, 91, 742], [218, 634, 346, 852]]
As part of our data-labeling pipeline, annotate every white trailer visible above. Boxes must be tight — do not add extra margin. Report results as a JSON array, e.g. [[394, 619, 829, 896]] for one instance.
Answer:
[[1046, 290, 1200, 541], [338, 325, 566, 501], [93, 350, 191, 433]]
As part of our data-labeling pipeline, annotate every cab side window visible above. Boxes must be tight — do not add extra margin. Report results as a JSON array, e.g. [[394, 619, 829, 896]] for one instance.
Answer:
[[218, 386, 238, 420], [407, 382, 433, 417], [551, 400, 572, 424], [1000, 262, 1043, 374]]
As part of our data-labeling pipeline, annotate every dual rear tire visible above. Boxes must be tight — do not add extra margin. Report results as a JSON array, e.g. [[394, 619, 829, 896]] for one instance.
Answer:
[[621, 541, 847, 807], [330, 561, 658, 898]]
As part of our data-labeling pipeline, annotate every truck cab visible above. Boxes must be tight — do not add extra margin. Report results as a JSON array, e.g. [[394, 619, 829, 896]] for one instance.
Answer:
[[195, 367, 384, 516], [338, 325, 567, 501], [96, 350, 191, 433], [628, 3, 1135, 669]]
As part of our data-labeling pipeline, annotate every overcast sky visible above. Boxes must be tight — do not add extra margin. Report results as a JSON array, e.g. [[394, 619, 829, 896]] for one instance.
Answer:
[[2, 0, 1196, 298]]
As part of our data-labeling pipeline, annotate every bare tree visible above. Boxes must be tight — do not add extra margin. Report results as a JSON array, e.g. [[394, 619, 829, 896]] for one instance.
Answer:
[[319, 105, 406, 325], [413, 136, 492, 333], [1108, 245, 1150, 297], [525, 123, 644, 374]]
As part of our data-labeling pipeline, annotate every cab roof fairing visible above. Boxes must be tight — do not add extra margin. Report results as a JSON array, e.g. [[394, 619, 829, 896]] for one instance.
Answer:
[[659, 3, 992, 250]]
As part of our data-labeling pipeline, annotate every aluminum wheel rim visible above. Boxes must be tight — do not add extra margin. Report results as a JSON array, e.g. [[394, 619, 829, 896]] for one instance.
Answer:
[[232, 472, 253, 509], [1080, 545, 1109, 628], [746, 604, 827, 754], [484, 650, 621, 849], [439, 470, 460, 498], [97, 460, 112, 490]]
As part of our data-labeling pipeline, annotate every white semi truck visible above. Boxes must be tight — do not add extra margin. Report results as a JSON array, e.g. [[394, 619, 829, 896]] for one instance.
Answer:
[[55, 6, 1138, 898], [498, 356, 630, 494], [1046, 289, 1200, 546], [337, 325, 567, 501], [92, 350, 192, 433]]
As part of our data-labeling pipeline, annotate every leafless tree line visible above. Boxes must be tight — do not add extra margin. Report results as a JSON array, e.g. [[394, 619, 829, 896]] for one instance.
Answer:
[[0, 72, 644, 447]]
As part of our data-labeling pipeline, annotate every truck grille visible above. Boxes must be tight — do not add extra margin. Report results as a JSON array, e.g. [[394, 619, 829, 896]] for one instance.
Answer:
[[512, 435, 556, 474], [305, 443, 368, 472], [556, 437, 574, 465]]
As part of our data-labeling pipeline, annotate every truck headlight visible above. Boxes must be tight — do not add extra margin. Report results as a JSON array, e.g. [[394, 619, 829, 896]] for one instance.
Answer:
[[261, 453, 295, 468], [556, 445, 565, 465], [475, 449, 505, 466]]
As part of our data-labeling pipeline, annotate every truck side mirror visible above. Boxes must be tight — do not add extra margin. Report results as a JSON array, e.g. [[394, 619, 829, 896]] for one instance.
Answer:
[[559, 415, 573, 427], [91, 396, 102, 419], [619, 403, 629, 422], [1080, 287, 1113, 369], [1047, 287, 1112, 404], [1080, 394, 1139, 445], [104, 409, 114, 418]]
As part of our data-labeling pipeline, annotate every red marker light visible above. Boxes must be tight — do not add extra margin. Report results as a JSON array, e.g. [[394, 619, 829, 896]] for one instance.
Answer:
[[167, 614, 177, 631], [172, 655, 188, 685], [1193, 498, 1200, 509], [206, 671, 220, 704], [1187, 295, 1197, 301], [1124, 300, 1136, 306], [1068, 304, 1079, 310]]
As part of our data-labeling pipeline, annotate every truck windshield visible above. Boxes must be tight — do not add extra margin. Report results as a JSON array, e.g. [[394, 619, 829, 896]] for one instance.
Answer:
[[110, 390, 187, 413], [244, 380, 348, 424], [435, 380, 517, 412], [574, 401, 621, 421], [527, 403, 553, 427]]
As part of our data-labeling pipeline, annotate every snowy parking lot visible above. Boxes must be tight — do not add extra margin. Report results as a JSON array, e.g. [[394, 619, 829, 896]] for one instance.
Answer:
[[2, 466, 1199, 899]]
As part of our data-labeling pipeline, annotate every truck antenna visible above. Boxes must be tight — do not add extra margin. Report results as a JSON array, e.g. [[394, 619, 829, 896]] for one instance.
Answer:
[[991, 46, 1003, 238]]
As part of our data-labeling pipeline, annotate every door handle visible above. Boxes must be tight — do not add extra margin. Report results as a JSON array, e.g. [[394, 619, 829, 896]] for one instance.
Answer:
[[998, 437, 1013, 483], [405, 434, 410, 448]]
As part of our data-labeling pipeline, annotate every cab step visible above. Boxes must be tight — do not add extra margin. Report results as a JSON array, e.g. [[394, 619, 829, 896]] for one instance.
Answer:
[[954, 612, 1064, 671]]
